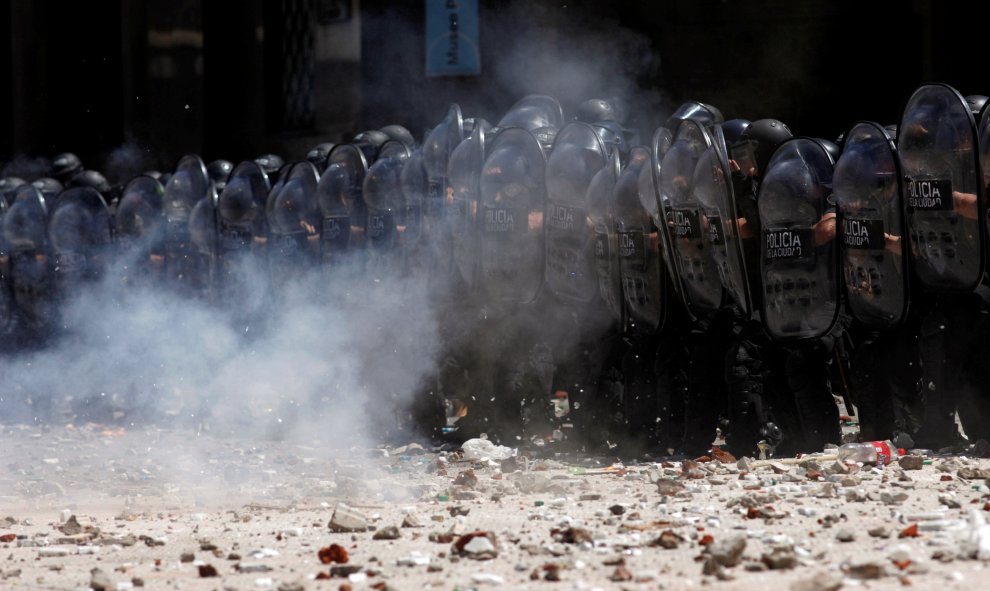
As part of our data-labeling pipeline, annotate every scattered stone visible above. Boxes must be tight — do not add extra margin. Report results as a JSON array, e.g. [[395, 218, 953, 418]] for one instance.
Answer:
[[453, 469, 478, 489], [396, 551, 431, 566], [705, 534, 746, 567], [38, 548, 70, 558], [553, 527, 593, 544], [868, 526, 891, 539], [844, 562, 887, 579], [318, 544, 349, 564], [579, 494, 602, 501], [790, 573, 843, 591], [939, 494, 962, 509], [453, 531, 498, 560], [198, 564, 218, 578], [711, 447, 737, 463], [373, 526, 401, 540], [235, 563, 273, 573], [899, 455, 924, 470], [652, 530, 684, 549], [58, 515, 82, 535], [89, 568, 113, 591], [608, 504, 625, 516], [180, 552, 195, 563], [449, 506, 470, 517], [959, 468, 990, 480], [0, 534, 14, 543], [835, 529, 855, 542], [762, 546, 798, 570], [330, 565, 362, 577], [401, 513, 423, 528], [656, 479, 685, 496], [471, 573, 504, 585], [899, 524, 919, 538], [609, 565, 634, 582], [880, 491, 909, 505], [328, 503, 369, 533]]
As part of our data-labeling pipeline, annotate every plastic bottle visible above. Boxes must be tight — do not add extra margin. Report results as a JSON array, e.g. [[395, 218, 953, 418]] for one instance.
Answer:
[[837, 440, 898, 465]]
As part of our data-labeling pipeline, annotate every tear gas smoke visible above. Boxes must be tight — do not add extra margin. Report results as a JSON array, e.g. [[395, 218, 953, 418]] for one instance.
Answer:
[[0, 251, 441, 450]]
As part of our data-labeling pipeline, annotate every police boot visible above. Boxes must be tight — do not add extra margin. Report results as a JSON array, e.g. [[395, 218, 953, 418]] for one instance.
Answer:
[[725, 340, 782, 458], [786, 346, 841, 453]]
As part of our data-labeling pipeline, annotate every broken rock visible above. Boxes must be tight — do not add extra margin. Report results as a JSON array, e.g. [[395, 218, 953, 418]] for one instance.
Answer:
[[705, 535, 746, 567], [453, 531, 498, 560], [328, 503, 369, 533]]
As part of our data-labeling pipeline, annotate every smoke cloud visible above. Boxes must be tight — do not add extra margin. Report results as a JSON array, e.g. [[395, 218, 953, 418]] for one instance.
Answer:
[[0, 252, 441, 451]]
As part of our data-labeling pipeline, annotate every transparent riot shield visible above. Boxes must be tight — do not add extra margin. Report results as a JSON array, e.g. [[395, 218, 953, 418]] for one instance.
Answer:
[[544, 122, 609, 303], [479, 127, 548, 304], [658, 120, 724, 320], [834, 122, 908, 330], [692, 125, 753, 316], [758, 138, 840, 341], [898, 83, 985, 291]]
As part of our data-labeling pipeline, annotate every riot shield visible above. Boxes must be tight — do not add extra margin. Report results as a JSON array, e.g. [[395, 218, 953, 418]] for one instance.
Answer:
[[834, 122, 908, 330], [448, 120, 490, 293], [479, 126, 548, 304], [188, 186, 219, 301], [615, 146, 665, 333], [497, 94, 565, 131], [363, 143, 410, 278], [2, 186, 52, 332], [692, 125, 753, 316], [115, 175, 165, 285], [544, 121, 609, 303], [317, 145, 369, 270], [400, 148, 428, 269], [49, 187, 113, 296], [758, 138, 839, 341], [217, 161, 271, 290], [658, 120, 724, 320], [162, 154, 210, 291], [976, 100, 990, 265], [422, 105, 465, 290], [267, 162, 321, 287], [0, 197, 12, 337], [898, 83, 985, 291], [587, 150, 624, 324]]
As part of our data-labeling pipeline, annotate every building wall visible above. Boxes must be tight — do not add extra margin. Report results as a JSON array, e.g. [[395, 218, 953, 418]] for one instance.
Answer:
[[1, 0, 988, 178]]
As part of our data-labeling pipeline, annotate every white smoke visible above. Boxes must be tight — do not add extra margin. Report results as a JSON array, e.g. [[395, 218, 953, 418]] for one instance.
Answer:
[[0, 253, 441, 451]]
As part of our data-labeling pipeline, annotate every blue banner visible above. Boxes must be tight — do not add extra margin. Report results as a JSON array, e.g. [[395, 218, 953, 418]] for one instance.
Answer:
[[425, 0, 480, 77]]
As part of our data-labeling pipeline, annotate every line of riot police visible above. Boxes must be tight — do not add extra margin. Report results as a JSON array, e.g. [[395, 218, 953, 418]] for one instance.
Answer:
[[2, 83, 990, 457]]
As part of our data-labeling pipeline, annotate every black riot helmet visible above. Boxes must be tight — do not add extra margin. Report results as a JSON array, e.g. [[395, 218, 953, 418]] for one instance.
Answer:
[[731, 118, 793, 180], [52, 152, 83, 183], [254, 154, 284, 179], [68, 169, 111, 195], [721, 119, 751, 146], [576, 98, 618, 125], [31, 177, 63, 202], [353, 130, 390, 163], [0, 177, 26, 206], [965, 95, 988, 117], [817, 139, 842, 163], [665, 101, 724, 132], [207, 159, 234, 188], [379, 125, 416, 149], [307, 143, 336, 173], [497, 94, 565, 131]]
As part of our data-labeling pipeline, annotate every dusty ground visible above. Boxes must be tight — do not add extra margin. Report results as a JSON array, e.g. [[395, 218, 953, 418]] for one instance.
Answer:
[[2, 423, 990, 591]]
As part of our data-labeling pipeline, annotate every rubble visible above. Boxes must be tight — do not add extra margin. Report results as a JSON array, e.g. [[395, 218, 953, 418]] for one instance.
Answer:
[[0, 424, 988, 589], [328, 504, 369, 533]]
